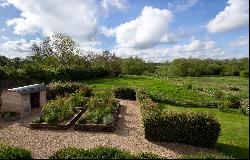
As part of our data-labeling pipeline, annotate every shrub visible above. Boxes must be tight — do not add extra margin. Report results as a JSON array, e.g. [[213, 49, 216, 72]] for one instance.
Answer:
[[0, 144, 32, 159], [240, 69, 249, 78], [136, 88, 149, 102], [214, 90, 223, 99], [47, 81, 92, 100], [142, 111, 221, 148], [49, 146, 163, 159], [224, 94, 241, 109], [113, 86, 136, 100], [179, 151, 233, 159]]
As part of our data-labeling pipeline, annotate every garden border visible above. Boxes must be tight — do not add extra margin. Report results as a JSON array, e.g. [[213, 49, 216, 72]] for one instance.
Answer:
[[74, 104, 121, 132], [29, 108, 85, 130]]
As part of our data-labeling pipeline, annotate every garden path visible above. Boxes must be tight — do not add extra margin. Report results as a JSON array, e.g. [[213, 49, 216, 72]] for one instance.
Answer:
[[0, 100, 213, 159]]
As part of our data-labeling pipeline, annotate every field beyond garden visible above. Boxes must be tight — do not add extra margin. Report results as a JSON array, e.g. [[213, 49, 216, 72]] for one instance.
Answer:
[[84, 75, 249, 159]]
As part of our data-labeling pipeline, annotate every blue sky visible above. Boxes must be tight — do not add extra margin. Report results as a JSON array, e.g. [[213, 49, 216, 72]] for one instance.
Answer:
[[0, 0, 249, 62]]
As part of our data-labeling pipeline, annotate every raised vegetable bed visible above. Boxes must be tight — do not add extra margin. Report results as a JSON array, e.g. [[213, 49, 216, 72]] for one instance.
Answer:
[[74, 104, 120, 132], [29, 108, 85, 130]]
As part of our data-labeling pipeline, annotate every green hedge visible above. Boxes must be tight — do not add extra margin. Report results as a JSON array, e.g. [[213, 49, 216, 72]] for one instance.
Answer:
[[49, 146, 164, 159], [142, 111, 221, 148], [47, 81, 92, 100], [136, 88, 221, 148], [0, 144, 32, 159], [113, 86, 136, 100]]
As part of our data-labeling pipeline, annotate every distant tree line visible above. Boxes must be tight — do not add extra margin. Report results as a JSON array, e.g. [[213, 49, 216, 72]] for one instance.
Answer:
[[156, 58, 249, 77], [0, 34, 248, 83]]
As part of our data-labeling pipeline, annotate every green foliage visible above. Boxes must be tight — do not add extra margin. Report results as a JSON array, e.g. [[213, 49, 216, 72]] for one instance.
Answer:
[[218, 101, 230, 112], [47, 81, 92, 100], [121, 57, 147, 75], [0, 144, 32, 159], [77, 90, 118, 125], [224, 94, 241, 109], [156, 57, 248, 77], [136, 90, 221, 148], [240, 69, 249, 78], [214, 90, 224, 99], [49, 146, 163, 159], [113, 86, 136, 100], [41, 91, 88, 124], [179, 152, 233, 159]]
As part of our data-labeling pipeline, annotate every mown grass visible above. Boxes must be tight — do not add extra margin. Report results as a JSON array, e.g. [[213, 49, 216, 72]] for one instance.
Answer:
[[85, 75, 217, 103], [84, 75, 249, 159]]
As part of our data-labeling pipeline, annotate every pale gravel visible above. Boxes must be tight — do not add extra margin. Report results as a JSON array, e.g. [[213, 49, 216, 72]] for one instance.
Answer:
[[0, 100, 216, 159]]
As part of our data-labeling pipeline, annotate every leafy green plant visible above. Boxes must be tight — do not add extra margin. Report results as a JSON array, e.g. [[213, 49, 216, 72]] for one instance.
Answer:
[[40, 91, 88, 124], [0, 144, 32, 159], [77, 89, 118, 125], [224, 94, 241, 109]]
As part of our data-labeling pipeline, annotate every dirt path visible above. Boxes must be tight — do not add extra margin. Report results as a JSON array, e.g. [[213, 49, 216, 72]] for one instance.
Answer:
[[0, 100, 213, 159]]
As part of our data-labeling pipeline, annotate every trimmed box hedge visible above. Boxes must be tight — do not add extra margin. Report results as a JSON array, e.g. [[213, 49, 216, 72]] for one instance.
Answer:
[[0, 144, 32, 159], [113, 86, 136, 100], [49, 146, 164, 159], [47, 81, 92, 100], [136, 87, 221, 148], [142, 111, 221, 148]]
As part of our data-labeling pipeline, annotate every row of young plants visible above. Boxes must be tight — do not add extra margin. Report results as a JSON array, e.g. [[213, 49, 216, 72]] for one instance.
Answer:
[[185, 83, 248, 115], [113, 86, 221, 148]]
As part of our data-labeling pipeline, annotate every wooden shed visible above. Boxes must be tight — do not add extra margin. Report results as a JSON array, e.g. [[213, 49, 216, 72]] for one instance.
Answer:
[[1, 84, 47, 118]]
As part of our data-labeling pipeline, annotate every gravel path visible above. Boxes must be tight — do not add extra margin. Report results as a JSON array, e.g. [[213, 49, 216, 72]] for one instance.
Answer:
[[0, 100, 215, 159]]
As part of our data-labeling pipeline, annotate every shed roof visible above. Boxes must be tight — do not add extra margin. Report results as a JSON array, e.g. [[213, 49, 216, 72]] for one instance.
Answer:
[[7, 84, 46, 94]]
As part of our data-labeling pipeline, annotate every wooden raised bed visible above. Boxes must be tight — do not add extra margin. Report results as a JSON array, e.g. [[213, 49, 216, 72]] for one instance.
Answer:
[[29, 108, 85, 130], [74, 104, 120, 132]]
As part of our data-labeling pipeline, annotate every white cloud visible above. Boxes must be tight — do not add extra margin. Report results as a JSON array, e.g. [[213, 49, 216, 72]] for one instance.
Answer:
[[0, 38, 40, 58], [0, 0, 9, 7], [111, 39, 227, 62], [229, 36, 249, 47], [100, 0, 127, 14], [168, 0, 199, 12], [102, 6, 174, 49], [207, 0, 249, 33], [6, 0, 98, 43], [1, 35, 9, 41]]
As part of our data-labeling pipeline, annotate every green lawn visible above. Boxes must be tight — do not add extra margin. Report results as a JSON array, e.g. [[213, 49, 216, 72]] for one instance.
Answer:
[[85, 75, 217, 103], [84, 75, 249, 159]]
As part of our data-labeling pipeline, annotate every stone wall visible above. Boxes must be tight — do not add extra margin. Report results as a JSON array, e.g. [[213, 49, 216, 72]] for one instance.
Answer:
[[1, 91, 22, 114], [40, 91, 47, 107], [21, 93, 31, 118]]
